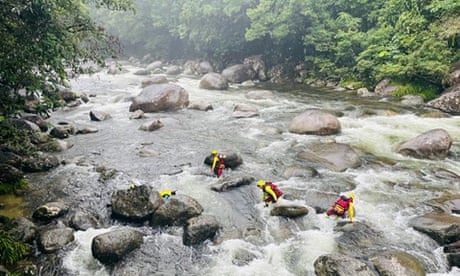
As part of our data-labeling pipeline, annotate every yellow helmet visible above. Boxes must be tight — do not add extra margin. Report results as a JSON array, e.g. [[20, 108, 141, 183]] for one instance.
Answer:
[[348, 192, 355, 200], [211, 149, 217, 155], [257, 180, 265, 187]]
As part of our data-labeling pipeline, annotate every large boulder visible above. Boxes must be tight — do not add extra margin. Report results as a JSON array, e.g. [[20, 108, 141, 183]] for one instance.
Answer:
[[199, 73, 228, 90], [410, 213, 460, 244], [297, 142, 361, 172], [397, 128, 452, 160], [21, 152, 60, 172], [314, 253, 375, 276], [183, 215, 220, 246], [111, 185, 163, 221], [32, 201, 68, 222], [232, 103, 259, 118], [370, 251, 425, 276], [426, 84, 460, 114], [203, 151, 243, 169], [38, 227, 74, 253], [221, 64, 256, 83], [150, 194, 203, 226], [129, 83, 189, 113], [289, 109, 341, 135], [91, 228, 144, 265], [270, 205, 309, 218], [210, 175, 254, 192]]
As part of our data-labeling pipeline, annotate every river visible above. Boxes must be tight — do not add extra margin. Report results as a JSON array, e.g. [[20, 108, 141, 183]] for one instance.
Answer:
[[25, 63, 460, 275]]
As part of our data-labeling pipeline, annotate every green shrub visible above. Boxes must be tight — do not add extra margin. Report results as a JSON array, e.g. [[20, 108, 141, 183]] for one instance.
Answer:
[[0, 179, 28, 195], [392, 83, 439, 101], [0, 232, 27, 265]]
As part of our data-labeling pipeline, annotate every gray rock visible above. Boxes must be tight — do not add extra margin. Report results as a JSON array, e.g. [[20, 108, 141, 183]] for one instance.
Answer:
[[183, 215, 220, 246], [38, 227, 74, 253], [151, 194, 203, 226], [91, 228, 144, 265], [289, 109, 341, 135]]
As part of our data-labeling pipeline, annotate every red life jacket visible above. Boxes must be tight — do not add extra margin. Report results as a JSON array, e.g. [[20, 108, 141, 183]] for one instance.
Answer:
[[214, 156, 225, 177], [333, 196, 352, 215], [266, 182, 283, 198]]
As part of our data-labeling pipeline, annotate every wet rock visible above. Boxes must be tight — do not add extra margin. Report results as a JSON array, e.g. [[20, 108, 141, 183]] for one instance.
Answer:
[[69, 210, 102, 230], [232, 103, 259, 118], [9, 217, 37, 243], [139, 120, 164, 132], [426, 85, 460, 114], [21, 152, 60, 172], [129, 83, 189, 113], [91, 228, 144, 265], [21, 114, 48, 132], [89, 110, 112, 121], [370, 250, 425, 276], [146, 61, 162, 71], [210, 176, 255, 192], [289, 109, 341, 135], [244, 55, 267, 81], [151, 194, 203, 226], [129, 110, 146, 119], [410, 213, 460, 244], [188, 102, 213, 111], [9, 118, 41, 133], [183, 215, 220, 246], [397, 128, 452, 160], [76, 126, 98, 134], [203, 151, 243, 169], [50, 121, 77, 138], [444, 240, 460, 267], [374, 78, 400, 97], [32, 201, 68, 222], [199, 72, 228, 90], [314, 253, 375, 276], [38, 227, 74, 253], [165, 65, 182, 75], [111, 185, 163, 221], [0, 164, 24, 183], [270, 205, 309, 218], [335, 221, 388, 256], [297, 142, 361, 172], [222, 64, 256, 83]]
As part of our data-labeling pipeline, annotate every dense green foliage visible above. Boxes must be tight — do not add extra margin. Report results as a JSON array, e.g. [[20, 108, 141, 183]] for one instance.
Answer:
[[0, 232, 27, 265], [0, 0, 133, 118], [96, 0, 460, 91]]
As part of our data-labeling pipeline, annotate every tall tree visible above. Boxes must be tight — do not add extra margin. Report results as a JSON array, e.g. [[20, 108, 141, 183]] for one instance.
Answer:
[[0, 0, 132, 117]]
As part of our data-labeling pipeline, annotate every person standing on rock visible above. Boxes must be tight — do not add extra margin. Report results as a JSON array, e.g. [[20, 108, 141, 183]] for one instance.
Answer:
[[211, 149, 226, 178], [257, 180, 283, 207], [326, 192, 355, 222]]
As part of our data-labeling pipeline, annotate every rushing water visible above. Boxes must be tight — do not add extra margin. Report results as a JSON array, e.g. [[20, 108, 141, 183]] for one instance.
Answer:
[[25, 63, 460, 275]]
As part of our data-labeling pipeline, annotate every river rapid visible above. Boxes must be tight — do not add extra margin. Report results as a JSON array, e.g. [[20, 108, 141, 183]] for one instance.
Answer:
[[26, 63, 460, 276]]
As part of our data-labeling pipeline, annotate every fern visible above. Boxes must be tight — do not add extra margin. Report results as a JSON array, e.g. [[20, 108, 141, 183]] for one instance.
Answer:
[[0, 232, 27, 265]]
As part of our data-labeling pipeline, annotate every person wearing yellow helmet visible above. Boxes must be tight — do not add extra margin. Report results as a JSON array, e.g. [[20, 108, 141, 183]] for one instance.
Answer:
[[257, 180, 283, 207], [159, 189, 177, 200], [210, 149, 226, 178], [326, 192, 355, 222]]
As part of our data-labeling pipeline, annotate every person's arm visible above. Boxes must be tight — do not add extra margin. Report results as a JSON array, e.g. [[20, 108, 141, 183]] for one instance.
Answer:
[[348, 201, 354, 222], [265, 186, 278, 202], [211, 156, 218, 171]]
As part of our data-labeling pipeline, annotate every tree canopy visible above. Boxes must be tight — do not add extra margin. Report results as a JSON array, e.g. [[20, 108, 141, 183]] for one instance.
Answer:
[[0, 0, 132, 118], [96, 0, 459, 92]]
